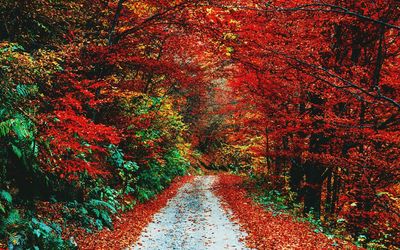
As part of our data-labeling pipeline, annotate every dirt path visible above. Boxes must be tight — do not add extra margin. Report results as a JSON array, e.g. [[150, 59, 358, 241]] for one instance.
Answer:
[[129, 176, 249, 250]]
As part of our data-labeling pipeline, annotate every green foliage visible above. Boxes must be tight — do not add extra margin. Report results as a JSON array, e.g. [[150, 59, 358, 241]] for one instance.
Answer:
[[0, 3, 194, 248], [252, 189, 298, 217], [85, 199, 116, 230], [135, 148, 189, 202], [0, 119, 13, 137], [0, 190, 12, 214], [1, 209, 25, 239], [249, 180, 351, 248], [164, 148, 190, 178], [63, 199, 116, 231], [135, 163, 164, 202], [88, 185, 121, 212], [15, 84, 38, 98], [22, 218, 77, 250], [108, 145, 138, 195], [0, 42, 42, 188], [0, 190, 12, 204], [63, 185, 120, 231], [136, 129, 161, 141], [0, 191, 75, 250]]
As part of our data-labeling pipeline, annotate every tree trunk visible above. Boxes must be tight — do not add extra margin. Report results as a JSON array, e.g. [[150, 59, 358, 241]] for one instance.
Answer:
[[325, 168, 333, 215], [289, 157, 303, 203], [332, 170, 340, 214], [108, 0, 125, 45], [303, 160, 324, 217]]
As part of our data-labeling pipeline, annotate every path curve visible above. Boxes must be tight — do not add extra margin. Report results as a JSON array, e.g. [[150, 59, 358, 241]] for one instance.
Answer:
[[129, 176, 249, 250]]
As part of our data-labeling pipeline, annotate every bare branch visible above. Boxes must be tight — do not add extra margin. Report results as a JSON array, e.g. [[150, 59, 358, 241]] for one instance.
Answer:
[[270, 50, 400, 110], [114, 0, 192, 43], [279, 3, 400, 31], [204, 2, 400, 30], [108, 0, 126, 45]]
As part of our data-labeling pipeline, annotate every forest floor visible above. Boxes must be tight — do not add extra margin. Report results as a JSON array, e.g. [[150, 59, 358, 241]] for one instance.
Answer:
[[125, 175, 357, 250], [74, 174, 358, 249], [130, 175, 248, 250]]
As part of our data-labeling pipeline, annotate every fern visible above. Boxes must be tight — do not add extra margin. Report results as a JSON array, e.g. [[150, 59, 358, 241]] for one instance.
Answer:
[[0, 116, 33, 139], [4, 209, 21, 227], [0, 190, 12, 215], [12, 144, 23, 159], [100, 210, 112, 228], [15, 84, 38, 97], [0, 190, 12, 204], [0, 107, 8, 118], [31, 218, 52, 234], [0, 204, 5, 214], [87, 199, 117, 214], [0, 119, 14, 137], [16, 84, 29, 97], [27, 218, 77, 250], [12, 115, 31, 139]]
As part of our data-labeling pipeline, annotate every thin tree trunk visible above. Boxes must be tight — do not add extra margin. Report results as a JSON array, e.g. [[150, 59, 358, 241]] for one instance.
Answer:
[[325, 169, 332, 215], [265, 127, 271, 172], [108, 0, 125, 45], [332, 170, 340, 214], [289, 157, 303, 203], [303, 160, 324, 217]]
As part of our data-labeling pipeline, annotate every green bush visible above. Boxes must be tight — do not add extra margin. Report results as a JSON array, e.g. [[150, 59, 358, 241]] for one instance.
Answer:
[[135, 148, 189, 202], [22, 218, 77, 250], [108, 145, 138, 195], [63, 196, 118, 232], [0, 190, 12, 215], [1, 190, 75, 250]]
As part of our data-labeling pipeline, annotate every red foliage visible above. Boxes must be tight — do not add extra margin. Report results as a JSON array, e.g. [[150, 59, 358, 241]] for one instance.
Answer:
[[11, 0, 397, 246], [209, 0, 400, 243], [39, 103, 121, 180]]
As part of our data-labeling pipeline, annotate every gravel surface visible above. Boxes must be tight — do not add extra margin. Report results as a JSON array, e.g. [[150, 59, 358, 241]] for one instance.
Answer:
[[129, 176, 249, 250]]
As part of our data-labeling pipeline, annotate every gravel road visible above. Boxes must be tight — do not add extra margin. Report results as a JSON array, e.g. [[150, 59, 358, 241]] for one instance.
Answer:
[[129, 175, 249, 250]]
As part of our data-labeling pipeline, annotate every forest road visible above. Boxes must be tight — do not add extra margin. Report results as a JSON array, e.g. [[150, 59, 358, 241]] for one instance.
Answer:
[[128, 175, 250, 250]]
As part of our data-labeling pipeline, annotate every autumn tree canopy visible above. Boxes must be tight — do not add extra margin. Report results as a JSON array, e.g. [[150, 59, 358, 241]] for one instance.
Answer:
[[0, 0, 399, 248]]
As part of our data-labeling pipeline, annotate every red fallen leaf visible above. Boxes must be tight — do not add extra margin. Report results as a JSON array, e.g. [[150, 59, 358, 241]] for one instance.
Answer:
[[65, 175, 193, 250], [214, 174, 360, 250]]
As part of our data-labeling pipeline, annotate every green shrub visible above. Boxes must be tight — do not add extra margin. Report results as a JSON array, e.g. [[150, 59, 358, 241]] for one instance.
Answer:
[[135, 148, 189, 202], [63, 197, 118, 232], [108, 145, 138, 195], [21, 218, 77, 250], [0, 190, 12, 215], [0, 190, 75, 250]]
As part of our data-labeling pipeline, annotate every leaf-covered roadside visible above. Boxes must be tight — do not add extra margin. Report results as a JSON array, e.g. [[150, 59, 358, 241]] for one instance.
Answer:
[[62, 175, 192, 249], [214, 174, 359, 250]]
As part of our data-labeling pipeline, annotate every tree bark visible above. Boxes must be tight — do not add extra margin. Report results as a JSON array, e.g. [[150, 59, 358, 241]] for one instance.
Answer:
[[289, 157, 303, 203], [108, 0, 125, 45], [303, 160, 324, 216], [325, 168, 333, 215]]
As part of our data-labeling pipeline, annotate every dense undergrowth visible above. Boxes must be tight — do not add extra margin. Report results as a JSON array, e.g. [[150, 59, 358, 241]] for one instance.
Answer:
[[214, 174, 359, 250], [245, 173, 398, 249], [68, 175, 193, 249]]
